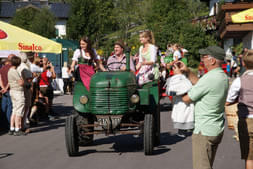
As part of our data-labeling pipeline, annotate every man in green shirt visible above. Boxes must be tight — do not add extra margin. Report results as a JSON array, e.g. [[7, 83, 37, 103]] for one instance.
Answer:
[[173, 46, 229, 169]]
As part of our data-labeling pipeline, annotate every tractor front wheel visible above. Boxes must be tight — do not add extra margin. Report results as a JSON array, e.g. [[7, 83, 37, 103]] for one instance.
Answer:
[[144, 113, 154, 155], [65, 115, 79, 156], [76, 114, 94, 146]]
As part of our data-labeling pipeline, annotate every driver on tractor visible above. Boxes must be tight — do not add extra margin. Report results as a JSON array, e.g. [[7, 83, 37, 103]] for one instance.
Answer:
[[107, 40, 135, 72]]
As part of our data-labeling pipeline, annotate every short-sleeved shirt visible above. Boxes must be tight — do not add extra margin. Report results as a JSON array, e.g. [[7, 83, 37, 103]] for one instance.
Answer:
[[30, 63, 43, 83], [30, 64, 43, 73], [0, 64, 11, 88], [173, 50, 182, 61], [231, 56, 238, 68], [188, 67, 229, 136], [107, 54, 135, 72], [62, 67, 70, 78], [72, 49, 100, 62], [39, 70, 52, 87], [17, 62, 33, 80], [8, 67, 23, 91]]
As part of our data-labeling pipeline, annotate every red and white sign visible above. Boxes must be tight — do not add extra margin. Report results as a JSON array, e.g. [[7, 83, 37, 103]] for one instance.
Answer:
[[0, 29, 7, 39], [18, 42, 43, 51]]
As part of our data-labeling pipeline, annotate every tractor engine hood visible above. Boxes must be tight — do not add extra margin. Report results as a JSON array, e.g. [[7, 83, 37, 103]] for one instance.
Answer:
[[90, 72, 136, 88]]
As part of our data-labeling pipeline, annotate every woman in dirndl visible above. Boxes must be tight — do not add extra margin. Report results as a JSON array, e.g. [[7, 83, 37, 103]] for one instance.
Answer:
[[70, 36, 105, 90], [136, 30, 159, 85]]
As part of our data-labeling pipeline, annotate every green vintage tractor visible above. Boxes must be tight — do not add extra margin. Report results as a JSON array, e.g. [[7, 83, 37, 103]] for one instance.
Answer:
[[65, 50, 160, 156]]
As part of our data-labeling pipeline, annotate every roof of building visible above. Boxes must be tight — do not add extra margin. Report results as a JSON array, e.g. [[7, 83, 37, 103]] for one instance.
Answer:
[[0, 1, 70, 19], [50, 3, 70, 18]]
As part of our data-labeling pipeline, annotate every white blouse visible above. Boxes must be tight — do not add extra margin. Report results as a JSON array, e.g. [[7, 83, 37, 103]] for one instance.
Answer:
[[138, 44, 157, 63], [72, 49, 100, 62], [173, 50, 182, 61]]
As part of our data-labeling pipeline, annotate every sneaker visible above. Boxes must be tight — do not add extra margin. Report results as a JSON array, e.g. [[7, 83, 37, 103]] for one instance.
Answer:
[[176, 129, 186, 138], [8, 130, 14, 135], [26, 119, 30, 124], [22, 128, 30, 134], [14, 130, 27, 136], [176, 133, 186, 138], [48, 115, 55, 120]]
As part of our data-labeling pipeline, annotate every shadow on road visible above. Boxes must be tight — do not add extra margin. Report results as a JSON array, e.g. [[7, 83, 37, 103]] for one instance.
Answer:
[[0, 129, 7, 136], [30, 119, 65, 133], [159, 132, 189, 146], [0, 153, 13, 159], [52, 104, 73, 117], [77, 133, 177, 156], [29, 105, 73, 133]]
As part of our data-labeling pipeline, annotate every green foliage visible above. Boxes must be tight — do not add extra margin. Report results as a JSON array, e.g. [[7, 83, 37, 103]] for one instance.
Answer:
[[112, 0, 142, 41], [186, 0, 209, 18], [65, 0, 217, 67], [178, 23, 216, 67], [30, 8, 56, 38], [66, 0, 116, 44], [10, 7, 56, 38], [232, 43, 243, 55], [11, 7, 39, 31], [93, 0, 117, 46], [143, 0, 217, 67], [66, 0, 97, 40]]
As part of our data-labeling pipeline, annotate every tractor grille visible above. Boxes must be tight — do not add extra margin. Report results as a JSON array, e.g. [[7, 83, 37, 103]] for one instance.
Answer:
[[90, 88, 129, 114]]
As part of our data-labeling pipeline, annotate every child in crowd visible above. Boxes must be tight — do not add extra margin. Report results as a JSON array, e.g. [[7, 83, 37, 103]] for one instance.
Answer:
[[29, 90, 48, 125], [8, 56, 25, 136], [226, 50, 253, 169], [166, 63, 194, 137], [226, 60, 231, 77]]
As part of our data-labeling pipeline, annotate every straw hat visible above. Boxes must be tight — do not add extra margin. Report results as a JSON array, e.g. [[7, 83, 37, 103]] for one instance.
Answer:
[[114, 40, 125, 50]]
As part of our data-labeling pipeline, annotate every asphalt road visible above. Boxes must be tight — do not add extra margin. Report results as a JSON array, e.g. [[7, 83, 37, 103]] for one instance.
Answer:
[[0, 95, 244, 169]]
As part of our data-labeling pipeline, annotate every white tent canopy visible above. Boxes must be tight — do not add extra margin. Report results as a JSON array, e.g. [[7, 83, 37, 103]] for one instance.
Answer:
[[0, 50, 21, 58]]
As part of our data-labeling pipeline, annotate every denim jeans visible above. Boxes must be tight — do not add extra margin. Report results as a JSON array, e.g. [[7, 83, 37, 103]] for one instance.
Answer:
[[1, 91, 12, 124]]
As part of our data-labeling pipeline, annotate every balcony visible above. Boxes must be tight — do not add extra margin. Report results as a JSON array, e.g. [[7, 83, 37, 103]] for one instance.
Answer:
[[216, 2, 253, 39]]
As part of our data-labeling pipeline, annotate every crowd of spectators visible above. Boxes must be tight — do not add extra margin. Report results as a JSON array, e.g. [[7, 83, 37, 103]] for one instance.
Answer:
[[0, 52, 56, 136]]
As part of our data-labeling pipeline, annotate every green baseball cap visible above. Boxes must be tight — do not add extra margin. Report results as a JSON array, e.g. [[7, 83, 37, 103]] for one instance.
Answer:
[[199, 46, 225, 60]]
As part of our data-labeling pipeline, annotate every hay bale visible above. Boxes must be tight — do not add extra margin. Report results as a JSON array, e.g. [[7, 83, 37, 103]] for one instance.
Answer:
[[225, 103, 238, 130]]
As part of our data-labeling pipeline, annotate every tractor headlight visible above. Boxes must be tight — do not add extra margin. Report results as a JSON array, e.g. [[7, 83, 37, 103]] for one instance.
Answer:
[[130, 94, 140, 103], [79, 95, 88, 104]]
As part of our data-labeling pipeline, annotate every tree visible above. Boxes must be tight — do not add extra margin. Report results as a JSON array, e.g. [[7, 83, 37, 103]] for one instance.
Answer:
[[10, 6, 39, 31], [92, 0, 117, 46], [178, 23, 216, 67], [112, 0, 143, 41], [143, 0, 217, 67], [66, 0, 98, 40], [66, 0, 116, 44], [10, 7, 56, 38], [30, 7, 56, 38], [64, 0, 217, 65]]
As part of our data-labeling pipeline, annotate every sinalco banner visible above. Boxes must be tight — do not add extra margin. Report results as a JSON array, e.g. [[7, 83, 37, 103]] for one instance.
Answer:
[[0, 21, 62, 54], [231, 8, 253, 23]]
